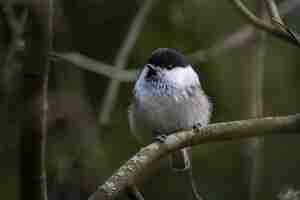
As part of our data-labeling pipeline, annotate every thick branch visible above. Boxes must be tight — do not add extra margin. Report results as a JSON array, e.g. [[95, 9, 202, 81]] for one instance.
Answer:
[[89, 114, 300, 200]]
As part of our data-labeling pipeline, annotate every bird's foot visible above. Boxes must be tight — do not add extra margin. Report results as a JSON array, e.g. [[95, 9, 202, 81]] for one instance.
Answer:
[[193, 123, 202, 131]]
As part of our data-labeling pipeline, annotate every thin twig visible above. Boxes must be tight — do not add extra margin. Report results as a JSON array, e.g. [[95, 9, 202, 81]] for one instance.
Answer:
[[264, 0, 300, 45], [229, 0, 300, 48], [51, 52, 139, 81], [98, 0, 156, 125], [271, 19, 300, 45], [189, 0, 300, 62], [186, 169, 205, 200], [125, 185, 145, 200], [41, 0, 53, 198], [51, 0, 300, 79], [243, 2, 267, 200], [88, 114, 300, 200], [51, 0, 300, 80], [1, 5, 27, 90], [264, 0, 283, 24], [20, 0, 53, 199]]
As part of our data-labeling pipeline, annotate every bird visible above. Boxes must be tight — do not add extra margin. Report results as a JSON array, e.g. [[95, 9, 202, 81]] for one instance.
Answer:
[[128, 48, 212, 171]]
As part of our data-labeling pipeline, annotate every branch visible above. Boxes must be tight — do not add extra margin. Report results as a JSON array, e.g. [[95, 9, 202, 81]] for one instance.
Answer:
[[242, 2, 266, 199], [99, 0, 156, 125], [187, 170, 205, 200], [41, 0, 53, 197], [189, 0, 300, 62], [51, 52, 139, 82], [229, 0, 300, 48], [1, 5, 27, 91], [125, 185, 145, 200], [20, 0, 52, 199], [264, 0, 300, 45], [264, 0, 283, 24], [52, 0, 300, 80], [88, 114, 300, 200]]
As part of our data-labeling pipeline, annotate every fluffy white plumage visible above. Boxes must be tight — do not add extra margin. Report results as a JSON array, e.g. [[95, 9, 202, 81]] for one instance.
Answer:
[[129, 64, 211, 143], [128, 48, 212, 171]]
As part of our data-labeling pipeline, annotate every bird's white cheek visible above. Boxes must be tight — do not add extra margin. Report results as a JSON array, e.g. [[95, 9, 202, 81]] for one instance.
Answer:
[[164, 66, 200, 87]]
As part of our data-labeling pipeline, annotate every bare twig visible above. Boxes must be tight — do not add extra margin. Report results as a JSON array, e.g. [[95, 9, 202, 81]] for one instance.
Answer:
[[229, 0, 300, 48], [264, 0, 300, 45], [51, 52, 139, 81], [187, 170, 205, 200], [264, 0, 283, 24], [98, 0, 156, 125], [243, 2, 266, 199], [125, 185, 145, 200], [20, 0, 53, 199], [41, 0, 53, 198], [1, 5, 27, 90], [88, 114, 300, 200], [190, 0, 300, 62], [51, 0, 300, 81]]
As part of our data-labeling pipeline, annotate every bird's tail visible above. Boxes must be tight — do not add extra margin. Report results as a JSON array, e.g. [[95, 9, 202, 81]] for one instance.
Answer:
[[170, 147, 191, 171]]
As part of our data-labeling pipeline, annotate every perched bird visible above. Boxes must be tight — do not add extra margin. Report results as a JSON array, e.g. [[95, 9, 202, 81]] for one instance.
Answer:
[[129, 48, 212, 171]]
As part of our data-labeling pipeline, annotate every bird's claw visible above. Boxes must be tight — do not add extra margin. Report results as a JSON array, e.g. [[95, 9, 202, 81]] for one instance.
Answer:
[[193, 123, 202, 131]]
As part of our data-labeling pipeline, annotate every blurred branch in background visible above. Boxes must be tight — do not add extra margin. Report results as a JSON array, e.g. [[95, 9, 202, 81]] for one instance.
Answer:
[[0, 0, 30, 4], [51, 0, 300, 83], [41, 0, 53, 198], [52, 52, 139, 82], [229, 0, 300, 48], [20, 0, 53, 199], [125, 185, 145, 200], [242, 1, 266, 200], [1, 4, 27, 94], [278, 187, 300, 200], [98, 0, 156, 125], [264, 0, 283, 24], [264, 0, 300, 45], [188, 0, 300, 62], [88, 114, 300, 200]]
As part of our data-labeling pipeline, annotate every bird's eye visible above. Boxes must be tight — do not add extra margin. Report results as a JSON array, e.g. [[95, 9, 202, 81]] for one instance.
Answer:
[[166, 65, 173, 70]]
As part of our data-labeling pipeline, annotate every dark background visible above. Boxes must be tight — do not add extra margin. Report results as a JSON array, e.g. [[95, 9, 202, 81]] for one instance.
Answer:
[[1, 0, 300, 200]]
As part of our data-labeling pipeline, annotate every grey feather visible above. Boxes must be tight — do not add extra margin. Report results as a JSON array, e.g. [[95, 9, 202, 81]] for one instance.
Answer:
[[129, 84, 211, 170], [128, 51, 211, 171], [129, 85, 211, 144]]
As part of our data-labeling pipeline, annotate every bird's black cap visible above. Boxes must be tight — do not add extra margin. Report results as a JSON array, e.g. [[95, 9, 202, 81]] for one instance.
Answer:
[[147, 48, 188, 69]]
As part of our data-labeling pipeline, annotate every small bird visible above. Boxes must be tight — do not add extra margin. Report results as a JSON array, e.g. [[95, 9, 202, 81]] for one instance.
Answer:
[[129, 48, 212, 171]]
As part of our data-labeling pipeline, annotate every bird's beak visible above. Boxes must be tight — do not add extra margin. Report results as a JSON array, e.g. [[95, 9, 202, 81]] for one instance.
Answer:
[[146, 64, 156, 71], [145, 64, 159, 78]]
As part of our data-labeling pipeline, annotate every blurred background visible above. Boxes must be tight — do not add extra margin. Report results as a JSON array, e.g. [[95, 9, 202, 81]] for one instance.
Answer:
[[1, 0, 300, 200]]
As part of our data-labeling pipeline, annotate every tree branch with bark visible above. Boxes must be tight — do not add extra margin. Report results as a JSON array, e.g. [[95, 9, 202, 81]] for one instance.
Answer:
[[88, 114, 300, 200], [229, 0, 300, 48]]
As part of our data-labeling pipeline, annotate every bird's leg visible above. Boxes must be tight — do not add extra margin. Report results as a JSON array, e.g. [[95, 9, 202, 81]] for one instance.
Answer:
[[152, 130, 167, 143]]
